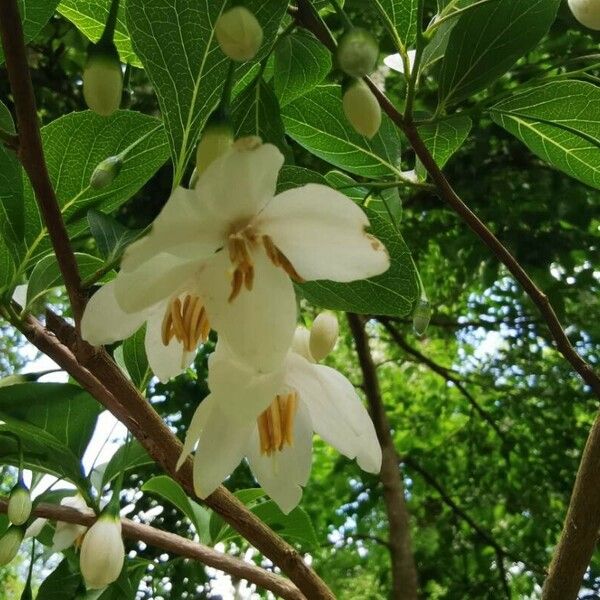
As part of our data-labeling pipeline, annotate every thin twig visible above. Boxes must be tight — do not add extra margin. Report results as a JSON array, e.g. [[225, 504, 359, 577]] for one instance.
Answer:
[[0, 499, 304, 600]]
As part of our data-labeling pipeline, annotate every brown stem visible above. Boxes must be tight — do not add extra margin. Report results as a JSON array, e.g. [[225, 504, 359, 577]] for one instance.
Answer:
[[0, 0, 85, 323], [0, 499, 304, 600], [347, 313, 419, 600], [18, 311, 334, 600]]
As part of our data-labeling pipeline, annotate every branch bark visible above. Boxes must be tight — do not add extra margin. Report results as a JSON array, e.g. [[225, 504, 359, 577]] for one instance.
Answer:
[[18, 311, 334, 600], [0, 0, 85, 323], [347, 313, 419, 600], [0, 499, 304, 600]]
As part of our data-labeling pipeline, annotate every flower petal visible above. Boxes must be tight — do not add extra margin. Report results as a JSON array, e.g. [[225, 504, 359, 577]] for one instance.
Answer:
[[207, 340, 284, 422], [200, 250, 296, 372], [198, 141, 284, 223], [192, 404, 254, 498], [144, 306, 195, 383], [245, 402, 313, 514], [258, 184, 390, 282], [81, 281, 147, 346], [177, 394, 217, 470], [114, 254, 200, 314]]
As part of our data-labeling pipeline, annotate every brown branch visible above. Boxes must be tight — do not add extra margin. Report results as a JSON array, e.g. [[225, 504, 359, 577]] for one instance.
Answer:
[[380, 319, 509, 445], [0, 0, 85, 323], [17, 311, 333, 600], [0, 499, 304, 600], [347, 313, 419, 600]]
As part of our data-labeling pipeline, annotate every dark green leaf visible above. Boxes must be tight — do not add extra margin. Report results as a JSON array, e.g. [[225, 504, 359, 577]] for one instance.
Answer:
[[370, 0, 418, 51], [122, 325, 150, 390], [87, 209, 142, 261], [100, 440, 153, 490], [36, 558, 82, 600]]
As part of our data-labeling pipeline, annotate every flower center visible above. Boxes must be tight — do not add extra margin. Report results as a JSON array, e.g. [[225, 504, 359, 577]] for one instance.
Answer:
[[161, 293, 210, 351], [257, 392, 298, 456], [227, 229, 305, 302]]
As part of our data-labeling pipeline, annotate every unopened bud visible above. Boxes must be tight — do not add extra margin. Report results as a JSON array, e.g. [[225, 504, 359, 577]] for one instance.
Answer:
[[568, 0, 600, 30], [336, 28, 379, 78], [309, 312, 339, 362], [196, 122, 234, 177], [412, 299, 432, 337], [215, 7, 263, 62], [83, 42, 123, 117], [292, 326, 312, 362], [342, 79, 381, 138], [80, 514, 124, 589], [90, 155, 123, 189], [0, 526, 24, 566], [8, 483, 31, 526]]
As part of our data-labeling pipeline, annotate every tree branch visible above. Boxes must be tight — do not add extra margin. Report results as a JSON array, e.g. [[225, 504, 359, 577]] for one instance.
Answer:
[[0, 0, 85, 323], [347, 313, 419, 600], [0, 499, 304, 600], [17, 311, 334, 600]]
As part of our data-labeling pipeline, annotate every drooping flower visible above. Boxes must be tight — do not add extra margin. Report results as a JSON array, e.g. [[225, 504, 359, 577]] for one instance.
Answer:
[[80, 513, 125, 589], [52, 494, 90, 553], [84, 138, 389, 375], [178, 317, 382, 514]]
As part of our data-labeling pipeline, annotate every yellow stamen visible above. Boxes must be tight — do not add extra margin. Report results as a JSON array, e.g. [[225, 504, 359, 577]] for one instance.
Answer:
[[257, 392, 298, 456], [161, 294, 210, 351]]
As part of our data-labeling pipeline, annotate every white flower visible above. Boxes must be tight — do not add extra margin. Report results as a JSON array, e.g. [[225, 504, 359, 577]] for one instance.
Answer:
[[384, 50, 417, 75], [84, 138, 389, 375], [80, 514, 125, 589], [52, 494, 89, 552], [178, 320, 382, 514]]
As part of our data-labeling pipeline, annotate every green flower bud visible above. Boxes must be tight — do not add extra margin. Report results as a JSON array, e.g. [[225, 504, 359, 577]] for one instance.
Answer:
[[90, 155, 123, 189], [568, 0, 600, 30], [196, 121, 234, 177], [309, 312, 339, 362], [8, 483, 31, 526], [336, 28, 379, 78], [412, 299, 432, 337], [215, 7, 263, 62], [0, 526, 24, 566], [342, 79, 381, 139], [83, 42, 123, 117]]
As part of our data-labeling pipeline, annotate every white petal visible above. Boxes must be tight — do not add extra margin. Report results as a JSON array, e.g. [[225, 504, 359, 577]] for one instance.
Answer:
[[177, 394, 217, 470], [144, 306, 195, 383], [258, 184, 390, 282], [200, 250, 296, 373], [114, 254, 200, 314], [383, 50, 416, 74], [52, 521, 88, 552], [25, 518, 47, 538], [246, 402, 313, 514], [81, 281, 147, 346], [198, 142, 284, 223], [192, 404, 254, 498], [207, 340, 284, 422]]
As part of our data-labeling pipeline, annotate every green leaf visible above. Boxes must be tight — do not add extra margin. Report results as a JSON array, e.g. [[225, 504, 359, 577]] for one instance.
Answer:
[[209, 488, 266, 543], [490, 80, 600, 190], [99, 439, 153, 490], [370, 0, 418, 52], [36, 558, 82, 600], [142, 475, 212, 545], [231, 78, 286, 150], [274, 30, 332, 107], [126, 0, 288, 186], [97, 559, 148, 600], [87, 209, 142, 261], [0, 101, 24, 263], [438, 0, 560, 107], [282, 84, 402, 179], [416, 115, 472, 178], [0, 0, 60, 65], [276, 166, 419, 316], [122, 325, 150, 390], [0, 241, 15, 293], [58, 0, 141, 66], [26, 252, 105, 307], [0, 383, 101, 486], [21, 110, 168, 268]]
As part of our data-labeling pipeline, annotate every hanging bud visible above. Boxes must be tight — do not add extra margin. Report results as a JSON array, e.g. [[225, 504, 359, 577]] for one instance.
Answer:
[[83, 42, 123, 117], [342, 79, 381, 139], [196, 121, 234, 177], [412, 299, 432, 337], [336, 27, 379, 78], [80, 513, 125, 589], [568, 0, 600, 30], [215, 7, 263, 62], [8, 482, 32, 526], [90, 155, 123, 189], [309, 312, 339, 362], [0, 526, 24, 566]]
